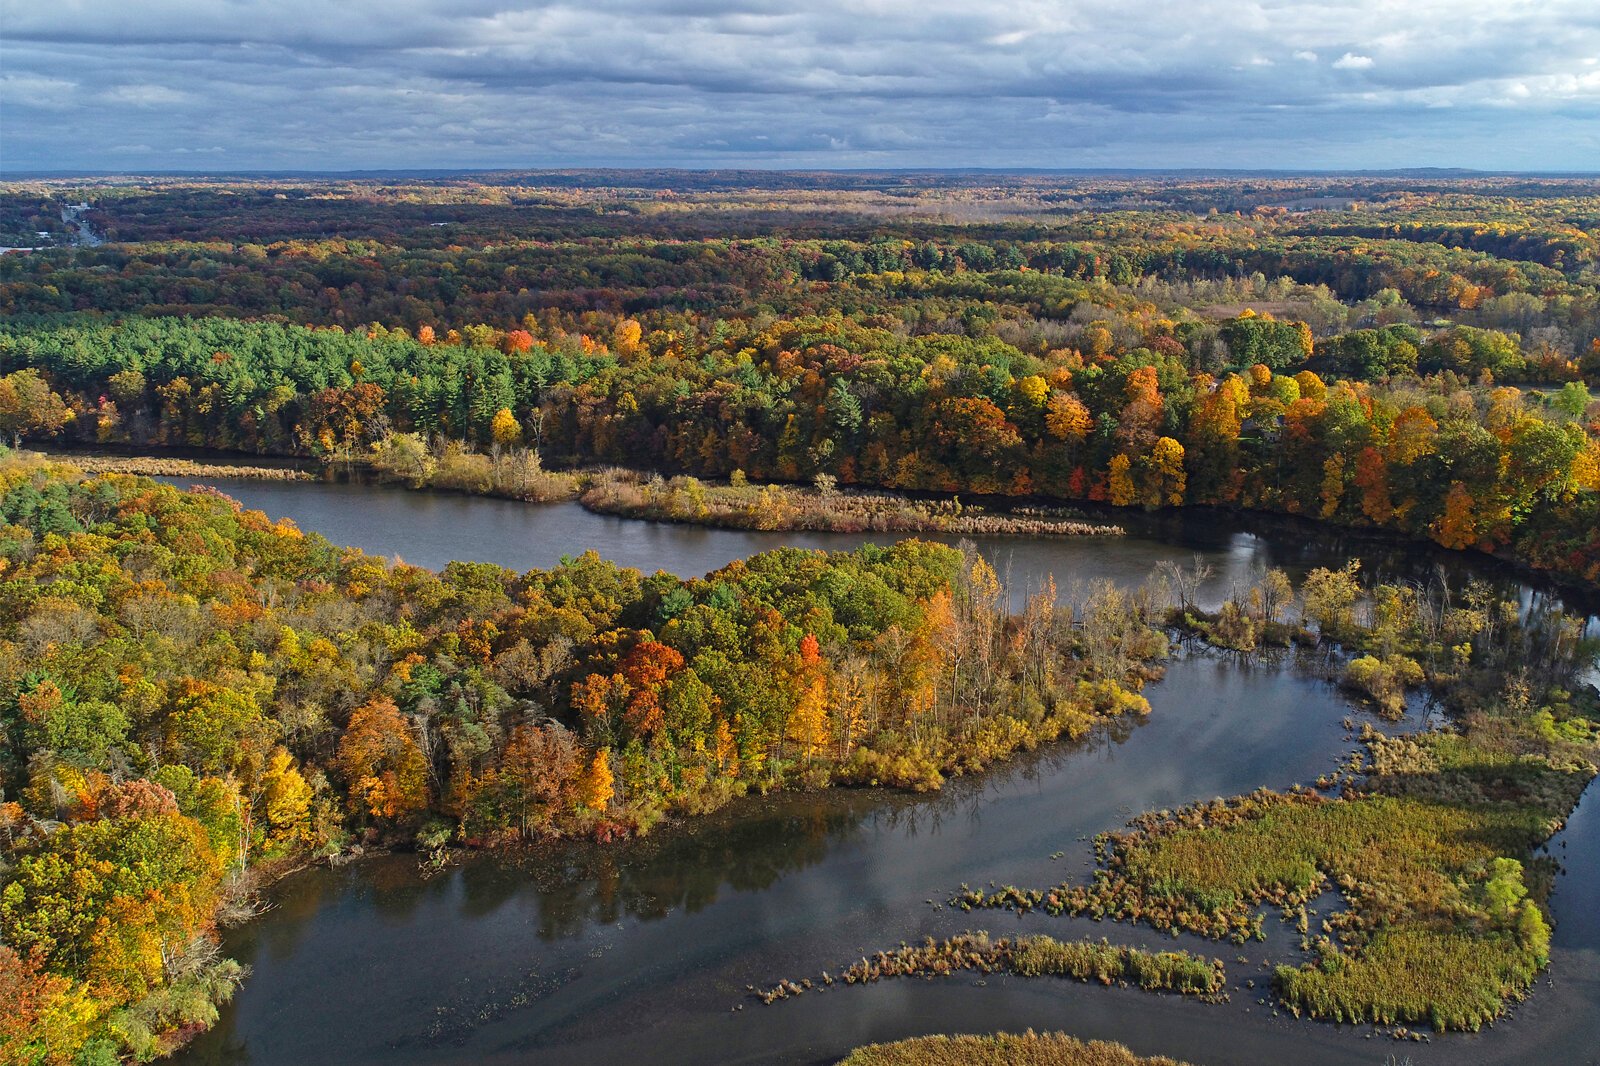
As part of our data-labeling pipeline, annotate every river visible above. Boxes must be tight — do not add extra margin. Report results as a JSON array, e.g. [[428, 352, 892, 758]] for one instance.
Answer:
[[157, 474, 1599, 1066]]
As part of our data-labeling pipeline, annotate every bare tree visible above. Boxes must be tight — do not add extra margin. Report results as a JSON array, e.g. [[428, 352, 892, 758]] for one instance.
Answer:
[[1155, 553, 1214, 616]]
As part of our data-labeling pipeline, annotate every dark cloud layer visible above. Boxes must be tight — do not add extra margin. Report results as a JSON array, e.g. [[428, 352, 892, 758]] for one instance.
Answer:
[[2, 1, 1597, 171]]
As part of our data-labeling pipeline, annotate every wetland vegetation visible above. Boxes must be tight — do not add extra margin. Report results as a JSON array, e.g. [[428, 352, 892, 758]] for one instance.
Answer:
[[838, 1031, 1194, 1066], [956, 563, 1598, 1033], [2, 171, 1600, 1064], [758, 932, 1226, 1004]]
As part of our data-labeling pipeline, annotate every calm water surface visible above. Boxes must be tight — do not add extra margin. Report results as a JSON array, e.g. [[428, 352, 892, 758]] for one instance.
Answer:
[[160, 475, 1599, 1066], [160, 473, 1598, 616]]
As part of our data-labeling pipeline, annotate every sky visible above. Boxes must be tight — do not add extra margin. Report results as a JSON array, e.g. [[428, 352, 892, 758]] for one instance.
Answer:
[[2, 0, 1599, 173]]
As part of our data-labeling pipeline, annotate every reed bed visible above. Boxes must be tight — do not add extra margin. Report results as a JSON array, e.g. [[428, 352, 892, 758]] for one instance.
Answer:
[[959, 745, 1582, 1030], [839, 1031, 1194, 1066], [578, 470, 1123, 536], [953, 561, 1600, 1032], [46, 452, 313, 481], [757, 933, 1224, 1005]]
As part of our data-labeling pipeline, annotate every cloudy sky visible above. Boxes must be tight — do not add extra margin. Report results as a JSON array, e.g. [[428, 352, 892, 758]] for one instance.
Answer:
[[2, 0, 1598, 172]]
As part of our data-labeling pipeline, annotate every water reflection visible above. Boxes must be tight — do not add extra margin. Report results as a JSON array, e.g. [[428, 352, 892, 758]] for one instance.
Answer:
[[148, 476, 1600, 1066], [158, 473, 1600, 623], [178, 656, 1421, 1066]]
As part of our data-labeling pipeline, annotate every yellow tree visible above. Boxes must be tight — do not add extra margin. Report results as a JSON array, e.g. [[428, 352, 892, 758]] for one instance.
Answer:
[[830, 674, 866, 758], [490, 407, 522, 447], [1015, 374, 1050, 409], [1572, 441, 1600, 493], [260, 748, 313, 849], [1389, 406, 1439, 466], [612, 319, 644, 359], [1108, 454, 1136, 506], [919, 589, 961, 722], [713, 718, 739, 774], [1045, 392, 1091, 442], [788, 677, 831, 758], [0, 369, 73, 446], [1320, 453, 1346, 519], [579, 748, 614, 811], [1294, 321, 1314, 360], [1148, 437, 1186, 506], [1294, 370, 1327, 402]]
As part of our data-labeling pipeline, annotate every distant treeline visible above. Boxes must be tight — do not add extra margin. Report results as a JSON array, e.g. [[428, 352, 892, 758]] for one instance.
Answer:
[[2, 312, 1598, 585]]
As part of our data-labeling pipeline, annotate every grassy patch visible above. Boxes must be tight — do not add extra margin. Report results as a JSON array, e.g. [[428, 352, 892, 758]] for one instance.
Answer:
[[839, 1031, 1194, 1066], [954, 567, 1600, 1031], [579, 469, 1122, 536], [758, 932, 1224, 1004], [959, 734, 1588, 1030]]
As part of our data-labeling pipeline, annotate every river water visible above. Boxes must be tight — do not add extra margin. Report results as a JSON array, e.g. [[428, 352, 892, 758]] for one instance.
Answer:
[[159, 475, 1599, 1066]]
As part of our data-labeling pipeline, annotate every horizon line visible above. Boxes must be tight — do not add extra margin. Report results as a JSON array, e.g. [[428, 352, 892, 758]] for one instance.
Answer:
[[6, 165, 1600, 181]]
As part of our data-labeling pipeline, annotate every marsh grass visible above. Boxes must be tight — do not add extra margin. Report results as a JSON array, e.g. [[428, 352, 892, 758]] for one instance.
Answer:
[[758, 933, 1224, 1005], [960, 738, 1585, 1030], [44, 452, 312, 481], [959, 565, 1600, 1032], [578, 469, 1122, 536], [838, 1031, 1193, 1066]]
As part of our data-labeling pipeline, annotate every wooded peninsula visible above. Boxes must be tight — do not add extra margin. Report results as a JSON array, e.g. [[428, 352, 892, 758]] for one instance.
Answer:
[[1, 172, 1598, 1066]]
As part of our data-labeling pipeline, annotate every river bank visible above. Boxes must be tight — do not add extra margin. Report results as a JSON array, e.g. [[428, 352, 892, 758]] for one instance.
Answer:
[[12, 451, 1600, 1056], [360, 437, 1124, 537], [575, 468, 1123, 537], [0, 454, 1171, 1063], [39, 443, 1600, 610], [44, 447, 1124, 538], [169, 647, 1599, 1066], [128, 470, 1600, 1056], [49, 452, 315, 481]]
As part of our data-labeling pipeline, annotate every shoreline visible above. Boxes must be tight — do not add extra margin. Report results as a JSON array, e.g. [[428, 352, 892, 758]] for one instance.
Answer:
[[45, 452, 316, 481], [206, 627, 1600, 1060], [36, 445, 1600, 611], [16, 453, 1590, 1059], [43, 448, 1127, 538], [574, 469, 1125, 537]]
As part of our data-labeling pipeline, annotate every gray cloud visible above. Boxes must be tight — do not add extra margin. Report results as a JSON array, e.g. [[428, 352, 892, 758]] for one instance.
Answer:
[[1, 0, 1597, 170]]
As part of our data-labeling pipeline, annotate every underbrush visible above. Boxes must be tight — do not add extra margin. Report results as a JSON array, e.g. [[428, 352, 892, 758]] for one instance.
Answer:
[[368, 434, 580, 501]]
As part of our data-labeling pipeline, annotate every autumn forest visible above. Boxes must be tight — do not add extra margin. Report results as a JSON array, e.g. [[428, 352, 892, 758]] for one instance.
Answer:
[[2, 172, 1600, 1066]]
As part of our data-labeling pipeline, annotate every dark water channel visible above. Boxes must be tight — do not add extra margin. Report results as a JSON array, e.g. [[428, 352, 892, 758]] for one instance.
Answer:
[[158, 474, 1599, 1066]]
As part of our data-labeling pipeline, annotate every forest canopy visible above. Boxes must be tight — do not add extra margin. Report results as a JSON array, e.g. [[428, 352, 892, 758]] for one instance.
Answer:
[[4, 172, 1600, 1063], [0, 453, 1167, 1062]]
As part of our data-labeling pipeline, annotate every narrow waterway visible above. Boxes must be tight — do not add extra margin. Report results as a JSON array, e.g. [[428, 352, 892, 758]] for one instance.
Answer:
[[157, 472, 1598, 618], [153, 473, 1599, 1066]]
